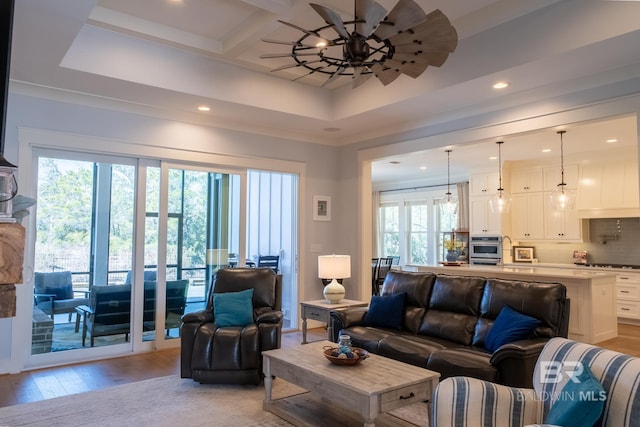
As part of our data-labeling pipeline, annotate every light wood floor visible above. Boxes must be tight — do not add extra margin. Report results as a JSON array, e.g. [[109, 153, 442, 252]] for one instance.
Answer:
[[0, 325, 638, 409]]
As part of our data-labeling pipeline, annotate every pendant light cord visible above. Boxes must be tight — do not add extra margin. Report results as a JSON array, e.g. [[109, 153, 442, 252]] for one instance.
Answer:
[[497, 141, 504, 193], [558, 130, 567, 189], [446, 149, 452, 199]]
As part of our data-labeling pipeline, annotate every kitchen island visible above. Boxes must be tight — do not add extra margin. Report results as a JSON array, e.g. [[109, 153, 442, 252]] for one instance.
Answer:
[[406, 264, 618, 344]]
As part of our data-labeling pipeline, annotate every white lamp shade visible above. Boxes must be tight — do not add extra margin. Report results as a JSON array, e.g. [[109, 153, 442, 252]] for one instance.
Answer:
[[318, 255, 351, 279], [206, 249, 229, 265]]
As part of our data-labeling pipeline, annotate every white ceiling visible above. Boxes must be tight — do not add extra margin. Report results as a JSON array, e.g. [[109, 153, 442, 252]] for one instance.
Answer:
[[9, 0, 640, 182]]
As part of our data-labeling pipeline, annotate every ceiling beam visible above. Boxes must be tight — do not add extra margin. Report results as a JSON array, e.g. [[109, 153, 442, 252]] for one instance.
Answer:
[[240, 0, 292, 14]]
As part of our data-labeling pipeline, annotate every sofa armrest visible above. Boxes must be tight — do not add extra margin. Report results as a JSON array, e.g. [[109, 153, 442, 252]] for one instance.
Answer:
[[329, 306, 369, 342], [256, 310, 283, 325], [490, 338, 549, 388], [432, 376, 543, 427], [181, 309, 213, 324]]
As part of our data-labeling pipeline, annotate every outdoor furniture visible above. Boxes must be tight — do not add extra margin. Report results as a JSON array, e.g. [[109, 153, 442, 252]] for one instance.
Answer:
[[371, 258, 380, 295], [33, 271, 89, 321], [83, 284, 132, 347], [257, 255, 279, 273], [373, 256, 393, 295], [180, 268, 283, 385], [124, 269, 157, 284], [83, 279, 191, 346]]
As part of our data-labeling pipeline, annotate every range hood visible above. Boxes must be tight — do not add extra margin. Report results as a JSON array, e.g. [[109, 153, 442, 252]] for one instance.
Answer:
[[578, 208, 640, 219]]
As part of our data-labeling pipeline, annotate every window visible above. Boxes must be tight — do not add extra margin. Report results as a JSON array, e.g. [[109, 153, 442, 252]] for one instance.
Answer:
[[379, 204, 399, 257], [407, 202, 428, 264], [377, 188, 458, 265]]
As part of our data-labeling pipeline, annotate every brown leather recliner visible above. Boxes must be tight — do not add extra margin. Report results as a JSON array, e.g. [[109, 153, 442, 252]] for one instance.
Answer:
[[180, 268, 283, 385]]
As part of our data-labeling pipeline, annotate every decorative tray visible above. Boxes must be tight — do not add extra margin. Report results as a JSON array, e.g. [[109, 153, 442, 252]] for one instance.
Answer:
[[439, 262, 464, 266], [323, 347, 369, 366]]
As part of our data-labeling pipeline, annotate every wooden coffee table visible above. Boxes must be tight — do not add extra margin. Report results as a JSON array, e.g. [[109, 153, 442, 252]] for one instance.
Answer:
[[263, 341, 439, 427]]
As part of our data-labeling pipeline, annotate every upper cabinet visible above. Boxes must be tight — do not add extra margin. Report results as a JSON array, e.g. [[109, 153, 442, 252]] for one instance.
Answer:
[[511, 167, 543, 193], [470, 172, 499, 196], [577, 159, 640, 216], [470, 196, 502, 235]]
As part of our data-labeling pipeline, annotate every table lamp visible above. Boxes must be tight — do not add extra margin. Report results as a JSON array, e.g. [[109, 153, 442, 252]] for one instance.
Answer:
[[318, 254, 350, 304]]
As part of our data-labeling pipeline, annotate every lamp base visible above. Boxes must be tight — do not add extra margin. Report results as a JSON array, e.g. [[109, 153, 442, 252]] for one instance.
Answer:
[[323, 279, 345, 304]]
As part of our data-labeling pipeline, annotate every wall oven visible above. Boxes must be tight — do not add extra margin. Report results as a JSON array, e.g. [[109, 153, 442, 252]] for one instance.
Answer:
[[469, 235, 502, 265]]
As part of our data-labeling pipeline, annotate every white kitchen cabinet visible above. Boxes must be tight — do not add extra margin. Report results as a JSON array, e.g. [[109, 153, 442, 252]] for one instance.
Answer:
[[511, 167, 543, 193], [577, 160, 640, 211], [470, 172, 499, 196], [470, 196, 501, 235], [543, 164, 579, 192], [616, 273, 640, 323], [511, 193, 544, 240], [544, 200, 583, 240]]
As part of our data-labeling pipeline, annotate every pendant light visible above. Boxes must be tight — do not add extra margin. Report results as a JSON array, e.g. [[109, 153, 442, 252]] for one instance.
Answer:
[[489, 141, 511, 213], [441, 149, 458, 217], [549, 130, 576, 211]]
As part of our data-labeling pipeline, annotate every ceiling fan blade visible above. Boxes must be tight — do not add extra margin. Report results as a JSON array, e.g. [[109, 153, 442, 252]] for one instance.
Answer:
[[352, 67, 373, 89], [370, 62, 401, 86], [310, 3, 350, 39], [260, 52, 320, 59], [291, 64, 331, 82], [321, 66, 346, 88], [276, 19, 321, 38], [382, 58, 428, 78], [373, 0, 427, 40], [355, 0, 387, 38], [392, 50, 449, 67], [261, 38, 318, 49], [390, 10, 458, 53], [269, 60, 323, 72]]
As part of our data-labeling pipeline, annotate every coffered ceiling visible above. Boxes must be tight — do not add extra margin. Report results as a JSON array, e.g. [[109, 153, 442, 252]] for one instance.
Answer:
[[9, 0, 640, 175]]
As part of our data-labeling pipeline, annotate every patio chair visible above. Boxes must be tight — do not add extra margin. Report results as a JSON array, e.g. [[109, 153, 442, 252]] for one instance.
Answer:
[[33, 271, 89, 321], [83, 284, 132, 347], [257, 255, 279, 273]]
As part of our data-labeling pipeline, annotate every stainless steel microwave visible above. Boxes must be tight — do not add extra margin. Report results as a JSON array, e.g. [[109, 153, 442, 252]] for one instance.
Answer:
[[469, 235, 502, 263]]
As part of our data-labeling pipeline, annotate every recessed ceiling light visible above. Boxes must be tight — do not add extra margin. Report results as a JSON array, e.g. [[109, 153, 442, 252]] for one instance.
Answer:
[[197, 105, 210, 112], [389, 161, 401, 165], [493, 81, 510, 89], [542, 148, 552, 153], [606, 138, 618, 143], [489, 156, 497, 160], [419, 166, 427, 170], [316, 40, 328, 48]]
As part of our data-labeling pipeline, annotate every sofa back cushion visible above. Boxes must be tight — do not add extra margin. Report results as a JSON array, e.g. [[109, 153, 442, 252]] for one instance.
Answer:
[[472, 278, 567, 347], [380, 271, 436, 333], [418, 275, 486, 345]]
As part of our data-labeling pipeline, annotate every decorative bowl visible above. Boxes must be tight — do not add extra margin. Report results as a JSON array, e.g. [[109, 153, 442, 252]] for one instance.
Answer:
[[323, 347, 369, 366]]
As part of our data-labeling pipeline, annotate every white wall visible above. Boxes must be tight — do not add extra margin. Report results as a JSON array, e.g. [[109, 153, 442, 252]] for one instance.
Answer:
[[0, 91, 346, 374]]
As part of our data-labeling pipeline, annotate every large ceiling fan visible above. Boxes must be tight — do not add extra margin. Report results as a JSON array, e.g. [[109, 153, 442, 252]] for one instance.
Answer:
[[261, 0, 458, 88]]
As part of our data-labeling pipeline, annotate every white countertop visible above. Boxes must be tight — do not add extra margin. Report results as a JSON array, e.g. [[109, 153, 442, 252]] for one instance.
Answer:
[[408, 263, 619, 280]]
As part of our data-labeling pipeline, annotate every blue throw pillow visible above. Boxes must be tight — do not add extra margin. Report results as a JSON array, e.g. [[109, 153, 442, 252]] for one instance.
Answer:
[[363, 292, 406, 330], [213, 288, 254, 327], [485, 305, 542, 352], [545, 365, 606, 427]]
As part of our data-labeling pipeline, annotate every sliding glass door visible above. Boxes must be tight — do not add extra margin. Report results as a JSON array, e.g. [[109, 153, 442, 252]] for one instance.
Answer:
[[31, 152, 136, 355]]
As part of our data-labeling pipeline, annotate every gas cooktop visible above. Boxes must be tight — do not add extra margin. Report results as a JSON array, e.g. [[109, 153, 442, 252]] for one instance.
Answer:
[[580, 263, 640, 270]]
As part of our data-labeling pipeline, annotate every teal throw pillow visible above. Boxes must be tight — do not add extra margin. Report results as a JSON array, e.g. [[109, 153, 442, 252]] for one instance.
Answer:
[[213, 288, 254, 327], [485, 305, 542, 352], [363, 292, 406, 330], [545, 365, 606, 427]]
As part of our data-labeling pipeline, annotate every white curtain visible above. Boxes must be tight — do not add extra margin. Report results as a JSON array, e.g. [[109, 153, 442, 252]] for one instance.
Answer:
[[457, 182, 469, 231], [372, 191, 381, 257]]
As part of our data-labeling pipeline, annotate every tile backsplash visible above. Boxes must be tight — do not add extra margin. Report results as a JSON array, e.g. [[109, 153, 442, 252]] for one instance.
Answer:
[[521, 218, 640, 266]]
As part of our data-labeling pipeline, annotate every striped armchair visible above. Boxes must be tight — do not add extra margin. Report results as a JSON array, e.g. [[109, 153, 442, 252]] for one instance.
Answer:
[[432, 337, 640, 427]]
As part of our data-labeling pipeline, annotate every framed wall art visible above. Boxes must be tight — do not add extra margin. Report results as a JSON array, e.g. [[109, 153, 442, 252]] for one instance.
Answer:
[[313, 195, 331, 221], [513, 246, 535, 263]]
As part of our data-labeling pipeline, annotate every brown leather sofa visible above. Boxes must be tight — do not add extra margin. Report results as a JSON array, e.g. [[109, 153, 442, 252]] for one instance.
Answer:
[[180, 268, 283, 385], [330, 270, 569, 388]]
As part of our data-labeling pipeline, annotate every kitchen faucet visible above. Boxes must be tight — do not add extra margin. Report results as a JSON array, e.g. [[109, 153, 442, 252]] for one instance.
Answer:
[[502, 235, 512, 248]]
